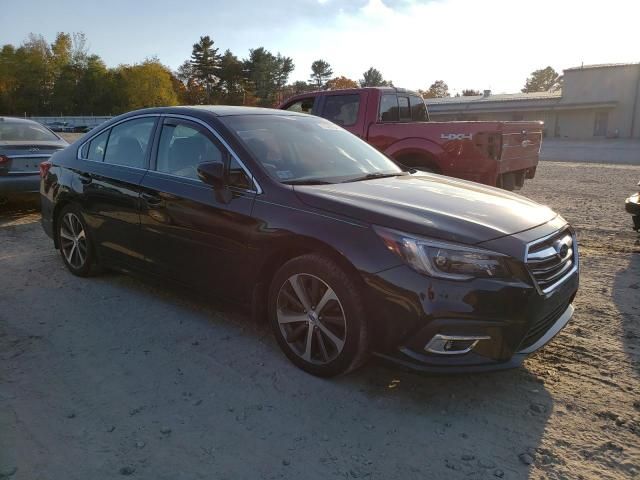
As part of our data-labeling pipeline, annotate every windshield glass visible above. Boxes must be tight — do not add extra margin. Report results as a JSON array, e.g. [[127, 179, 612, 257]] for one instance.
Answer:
[[221, 114, 403, 184], [0, 121, 59, 141]]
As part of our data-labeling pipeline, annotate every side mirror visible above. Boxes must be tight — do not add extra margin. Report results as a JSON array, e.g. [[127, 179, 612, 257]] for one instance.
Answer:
[[197, 161, 225, 188]]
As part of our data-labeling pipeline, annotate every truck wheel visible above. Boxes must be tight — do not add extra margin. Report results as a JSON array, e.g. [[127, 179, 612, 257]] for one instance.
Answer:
[[500, 173, 516, 191]]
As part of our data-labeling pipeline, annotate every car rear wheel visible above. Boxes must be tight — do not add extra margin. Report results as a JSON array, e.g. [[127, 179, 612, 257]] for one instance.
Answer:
[[57, 205, 96, 277], [268, 254, 369, 377]]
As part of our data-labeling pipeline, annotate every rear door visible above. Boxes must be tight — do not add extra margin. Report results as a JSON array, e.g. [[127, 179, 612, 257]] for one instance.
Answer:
[[138, 116, 257, 299], [76, 115, 158, 268]]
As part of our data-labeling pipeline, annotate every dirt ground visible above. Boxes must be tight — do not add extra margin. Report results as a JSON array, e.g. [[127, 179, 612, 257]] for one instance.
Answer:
[[0, 161, 638, 480]]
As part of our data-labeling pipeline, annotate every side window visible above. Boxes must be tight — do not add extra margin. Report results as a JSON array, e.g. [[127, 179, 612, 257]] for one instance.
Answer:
[[86, 129, 110, 161], [398, 96, 411, 121], [379, 94, 399, 122], [103, 117, 156, 169], [285, 98, 315, 114], [409, 96, 428, 121], [228, 157, 252, 190], [321, 94, 360, 127], [157, 121, 253, 189]]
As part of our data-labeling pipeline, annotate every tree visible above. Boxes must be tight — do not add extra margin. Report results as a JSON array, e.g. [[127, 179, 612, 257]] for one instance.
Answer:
[[522, 66, 562, 93], [461, 89, 480, 96], [0, 45, 19, 113], [190, 36, 221, 103], [243, 47, 294, 106], [325, 76, 358, 90], [291, 80, 313, 94], [218, 49, 245, 105], [359, 67, 391, 87], [114, 58, 179, 112], [309, 59, 333, 88], [421, 80, 450, 98]]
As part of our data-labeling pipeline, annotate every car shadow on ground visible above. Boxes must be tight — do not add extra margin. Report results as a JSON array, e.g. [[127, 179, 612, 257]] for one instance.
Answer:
[[82, 267, 555, 478], [612, 235, 640, 376]]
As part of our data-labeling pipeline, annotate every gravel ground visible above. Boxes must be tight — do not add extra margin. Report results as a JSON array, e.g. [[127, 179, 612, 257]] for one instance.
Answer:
[[0, 162, 638, 480]]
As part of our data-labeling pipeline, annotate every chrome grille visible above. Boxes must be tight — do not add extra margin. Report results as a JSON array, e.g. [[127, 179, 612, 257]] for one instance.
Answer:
[[526, 228, 577, 294]]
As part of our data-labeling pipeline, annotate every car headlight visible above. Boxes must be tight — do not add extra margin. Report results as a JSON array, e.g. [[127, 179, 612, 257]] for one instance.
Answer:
[[374, 226, 511, 280]]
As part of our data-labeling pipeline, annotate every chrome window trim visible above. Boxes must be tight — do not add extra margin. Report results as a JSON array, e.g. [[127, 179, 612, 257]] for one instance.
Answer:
[[163, 114, 262, 194], [524, 227, 579, 295], [76, 114, 161, 161], [143, 168, 257, 196]]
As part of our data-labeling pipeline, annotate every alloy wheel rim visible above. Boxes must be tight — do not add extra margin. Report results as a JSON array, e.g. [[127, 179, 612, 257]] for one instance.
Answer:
[[276, 273, 347, 365], [60, 212, 87, 269]]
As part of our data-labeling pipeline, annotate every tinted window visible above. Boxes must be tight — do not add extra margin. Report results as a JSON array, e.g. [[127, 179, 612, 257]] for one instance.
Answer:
[[0, 121, 59, 141], [228, 157, 252, 190], [379, 94, 399, 122], [86, 129, 110, 161], [223, 114, 402, 184], [156, 121, 251, 189], [285, 98, 315, 114], [409, 95, 428, 121], [398, 96, 411, 121], [103, 117, 155, 169], [321, 94, 360, 126]]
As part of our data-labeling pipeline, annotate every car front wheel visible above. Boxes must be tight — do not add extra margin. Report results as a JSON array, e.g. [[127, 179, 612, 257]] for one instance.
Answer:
[[268, 254, 369, 377]]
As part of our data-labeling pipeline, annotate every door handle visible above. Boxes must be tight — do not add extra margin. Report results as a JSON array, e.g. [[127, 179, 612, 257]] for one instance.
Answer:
[[141, 192, 162, 206], [78, 173, 92, 185]]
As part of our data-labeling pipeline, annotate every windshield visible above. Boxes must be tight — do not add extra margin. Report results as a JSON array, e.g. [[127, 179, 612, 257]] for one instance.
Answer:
[[0, 121, 60, 142], [221, 114, 403, 184]]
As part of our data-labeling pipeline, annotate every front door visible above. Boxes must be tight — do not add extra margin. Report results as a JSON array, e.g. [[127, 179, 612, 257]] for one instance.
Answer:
[[138, 116, 257, 300]]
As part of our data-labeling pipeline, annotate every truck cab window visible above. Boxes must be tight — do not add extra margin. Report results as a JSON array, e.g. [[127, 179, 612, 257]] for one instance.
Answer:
[[409, 95, 429, 121], [379, 94, 399, 122], [285, 98, 315, 114], [321, 94, 360, 127], [398, 96, 411, 122]]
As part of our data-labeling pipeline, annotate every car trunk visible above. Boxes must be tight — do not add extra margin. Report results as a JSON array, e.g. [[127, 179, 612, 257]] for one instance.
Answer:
[[0, 142, 66, 175]]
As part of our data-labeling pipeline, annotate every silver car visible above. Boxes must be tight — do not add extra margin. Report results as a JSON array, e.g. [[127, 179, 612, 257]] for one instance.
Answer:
[[0, 117, 68, 201]]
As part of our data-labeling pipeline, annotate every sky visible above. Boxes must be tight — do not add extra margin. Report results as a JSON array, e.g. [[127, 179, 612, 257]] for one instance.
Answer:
[[3, 0, 639, 94]]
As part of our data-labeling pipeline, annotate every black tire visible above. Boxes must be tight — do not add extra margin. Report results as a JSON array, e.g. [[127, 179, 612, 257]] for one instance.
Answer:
[[56, 204, 98, 277], [268, 254, 370, 377]]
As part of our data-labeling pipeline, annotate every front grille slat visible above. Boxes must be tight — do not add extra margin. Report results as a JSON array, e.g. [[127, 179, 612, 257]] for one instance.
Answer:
[[525, 229, 577, 294]]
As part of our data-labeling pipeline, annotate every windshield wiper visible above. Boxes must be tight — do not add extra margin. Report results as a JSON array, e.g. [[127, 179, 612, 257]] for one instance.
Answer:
[[341, 172, 407, 183], [282, 178, 334, 185]]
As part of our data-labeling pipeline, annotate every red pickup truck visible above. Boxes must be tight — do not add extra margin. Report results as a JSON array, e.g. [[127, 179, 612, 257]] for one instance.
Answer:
[[279, 87, 542, 190]]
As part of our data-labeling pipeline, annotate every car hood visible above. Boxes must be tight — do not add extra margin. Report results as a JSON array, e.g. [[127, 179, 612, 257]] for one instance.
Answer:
[[294, 173, 557, 245]]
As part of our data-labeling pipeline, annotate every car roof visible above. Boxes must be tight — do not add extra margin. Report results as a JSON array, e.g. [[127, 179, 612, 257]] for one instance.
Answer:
[[120, 105, 307, 119]]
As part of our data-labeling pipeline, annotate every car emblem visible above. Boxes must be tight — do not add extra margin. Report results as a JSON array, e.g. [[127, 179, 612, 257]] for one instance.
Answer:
[[29, 147, 40, 152], [554, 240, 570, 258]]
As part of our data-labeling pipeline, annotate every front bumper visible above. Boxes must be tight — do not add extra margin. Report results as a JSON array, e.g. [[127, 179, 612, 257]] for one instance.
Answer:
[[365, 258, 579, 373], [374, 304, 574, 373], [0, 174, 40, 196]]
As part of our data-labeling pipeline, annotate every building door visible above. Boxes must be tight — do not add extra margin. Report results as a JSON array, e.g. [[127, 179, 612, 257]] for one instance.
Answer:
[[593, 111, 609, 136]]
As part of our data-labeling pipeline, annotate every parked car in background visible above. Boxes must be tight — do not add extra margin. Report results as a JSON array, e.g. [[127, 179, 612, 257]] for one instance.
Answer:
[[0, 117, 68, 202], [279, 87, 543, 190], [625, 180, 640, 231], [40, 106, 578, 376], [46, 121, 75, 132]]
